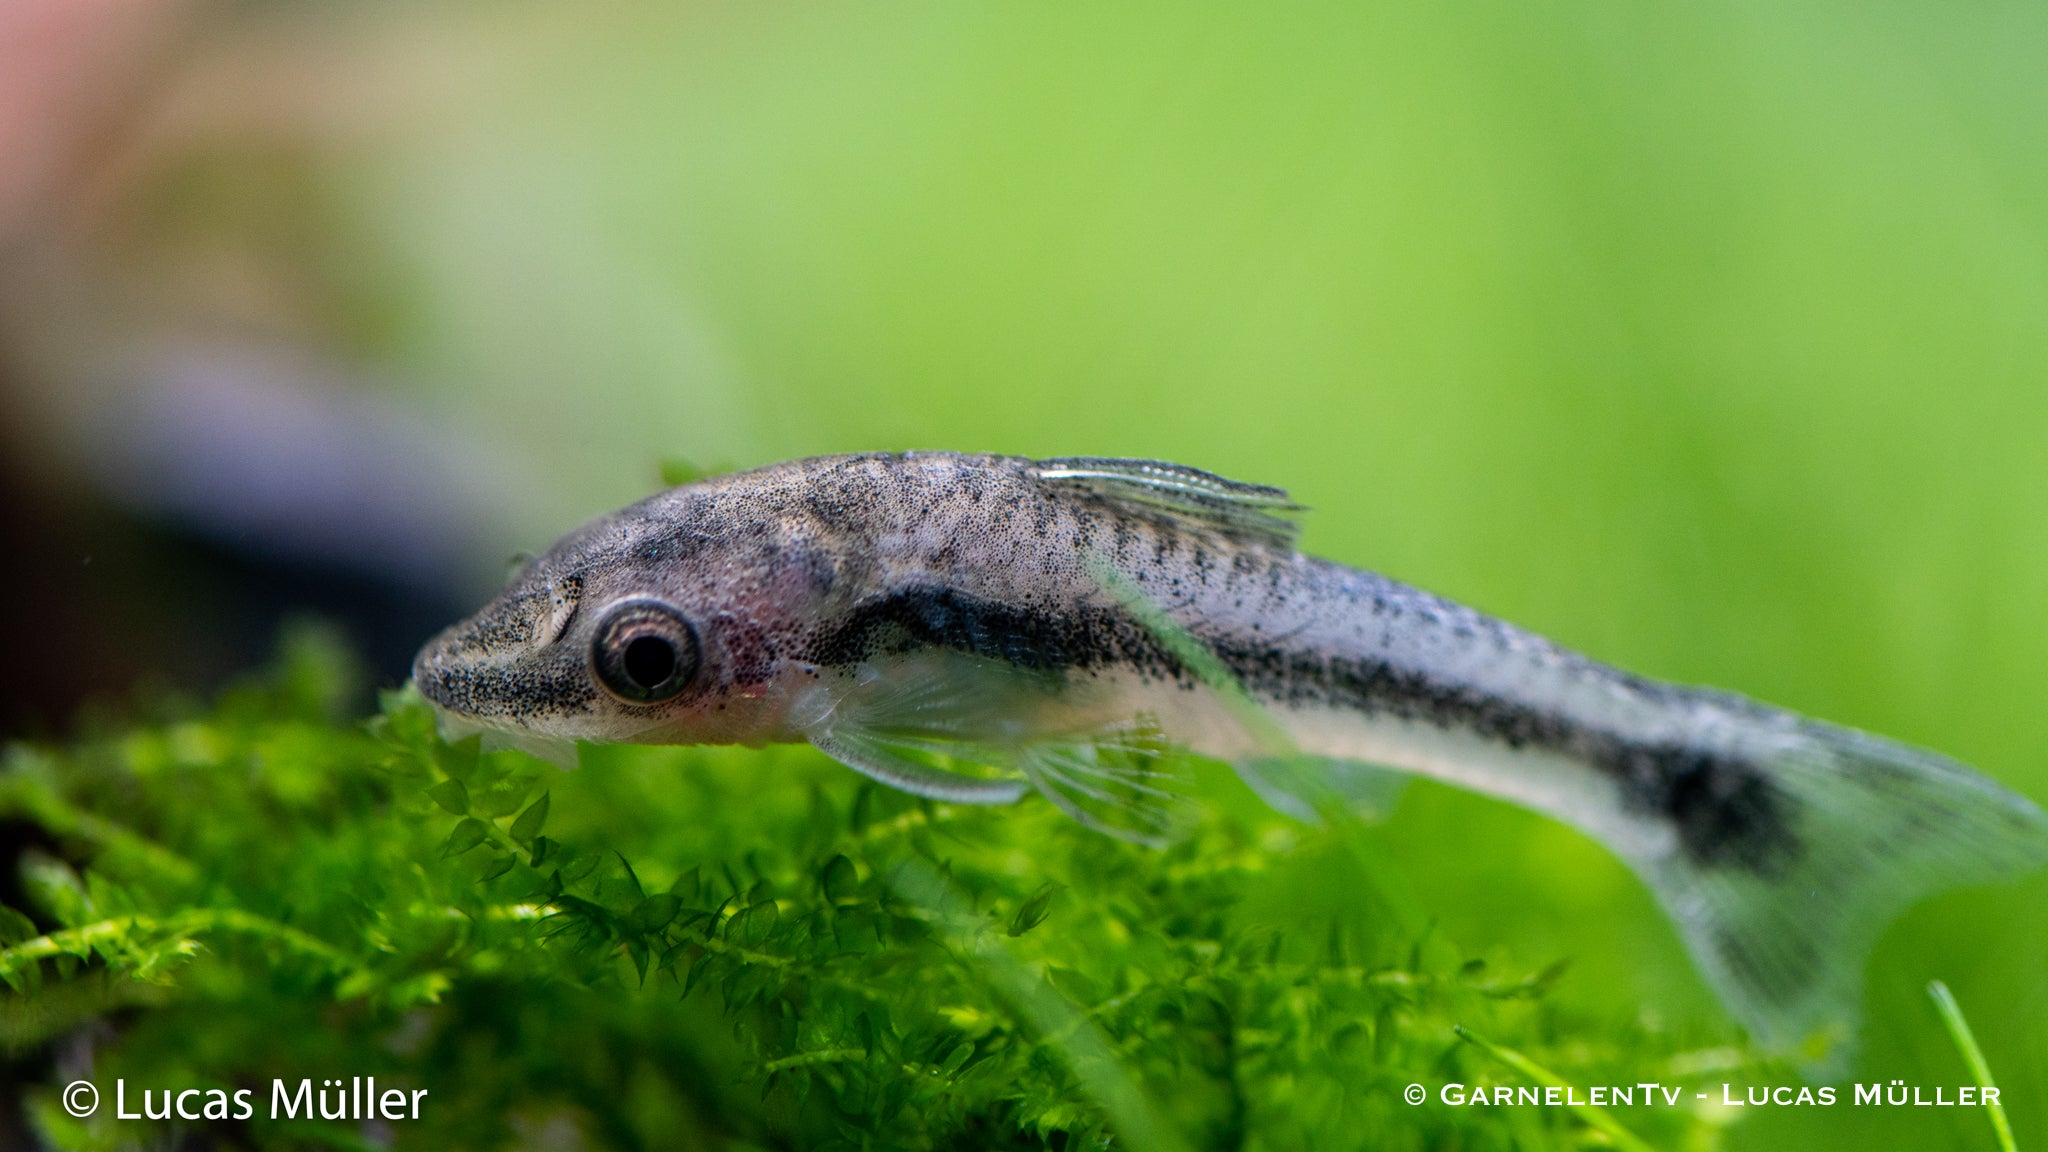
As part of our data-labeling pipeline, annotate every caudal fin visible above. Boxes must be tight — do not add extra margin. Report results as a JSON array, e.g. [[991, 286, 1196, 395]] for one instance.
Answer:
[[1636, 720, 2047, 1060]]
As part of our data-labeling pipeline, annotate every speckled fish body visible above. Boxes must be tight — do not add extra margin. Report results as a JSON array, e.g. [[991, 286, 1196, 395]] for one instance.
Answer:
[[413, 452, 2046, 1055]]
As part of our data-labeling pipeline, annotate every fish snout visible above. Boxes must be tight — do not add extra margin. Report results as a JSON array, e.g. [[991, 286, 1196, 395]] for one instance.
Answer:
[[409, 586, 550, 711], [409, 609, 603, 726], [411, 625, 479, 715]]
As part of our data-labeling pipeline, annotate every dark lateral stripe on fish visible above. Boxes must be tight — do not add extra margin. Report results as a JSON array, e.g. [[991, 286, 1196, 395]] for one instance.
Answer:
[[1200, 633, 1802, 872], [809, 583, 1799, 871], [806, 585, 1186, 680]]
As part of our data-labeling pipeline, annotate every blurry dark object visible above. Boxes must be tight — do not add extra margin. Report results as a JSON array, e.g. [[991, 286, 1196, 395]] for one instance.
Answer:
[[92, 346, 494, 597], [0, 335, 518, 733], [0, 0, 523, 735], [0, 436, 486, 738]]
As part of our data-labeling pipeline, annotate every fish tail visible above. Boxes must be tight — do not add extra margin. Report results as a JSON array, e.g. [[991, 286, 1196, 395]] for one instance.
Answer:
[[1094, 548, 2048, 1056], [1622, 717, 2046, 1060]]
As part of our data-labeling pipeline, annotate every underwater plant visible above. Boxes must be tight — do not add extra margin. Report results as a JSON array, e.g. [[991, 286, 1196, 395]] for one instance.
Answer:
[[0, 627, 1749, 1150]]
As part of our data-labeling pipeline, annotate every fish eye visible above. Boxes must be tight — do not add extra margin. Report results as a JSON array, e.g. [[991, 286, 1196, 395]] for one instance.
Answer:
[[590, 599, 700, 704]]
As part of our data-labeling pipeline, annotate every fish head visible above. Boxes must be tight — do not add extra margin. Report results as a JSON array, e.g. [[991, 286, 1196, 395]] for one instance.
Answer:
[[411, 478, 843, 753]]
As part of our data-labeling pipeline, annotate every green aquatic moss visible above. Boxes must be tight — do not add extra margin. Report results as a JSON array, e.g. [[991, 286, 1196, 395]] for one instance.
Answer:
[[0, 628, 1754, 1150]]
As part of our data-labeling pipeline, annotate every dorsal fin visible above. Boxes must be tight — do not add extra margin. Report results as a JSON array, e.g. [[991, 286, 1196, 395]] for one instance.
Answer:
[[1029, 457, 1304, 549]]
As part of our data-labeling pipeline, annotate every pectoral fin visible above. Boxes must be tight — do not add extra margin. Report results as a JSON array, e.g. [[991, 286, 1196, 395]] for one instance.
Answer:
[[808, 727, 1029, 805], [795, 654, 1046, 805], [480, 728, 581, 770], [797, 653, 1194, 836]]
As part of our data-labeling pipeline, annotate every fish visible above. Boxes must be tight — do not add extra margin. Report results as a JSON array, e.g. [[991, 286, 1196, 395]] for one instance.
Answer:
[[412, 451, 2047, 1054]]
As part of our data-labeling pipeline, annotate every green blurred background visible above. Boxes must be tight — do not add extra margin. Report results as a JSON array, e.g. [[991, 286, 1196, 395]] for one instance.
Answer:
[[4, 2, 2047, 1147]]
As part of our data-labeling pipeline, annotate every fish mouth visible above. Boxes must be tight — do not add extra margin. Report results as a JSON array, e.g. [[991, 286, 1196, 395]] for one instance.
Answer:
[[409, 633, 602, 769], [410, 643, 506, 745], [412, 685, 582, 769], [410, 625, 477, 716], [407, 646, 498, 747]]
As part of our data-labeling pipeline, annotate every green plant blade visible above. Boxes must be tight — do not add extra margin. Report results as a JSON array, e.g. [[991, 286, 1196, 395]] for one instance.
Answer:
[[1928, 981, 2018, 1152], [1454, 1025, 1660, 1152]]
